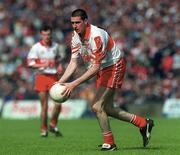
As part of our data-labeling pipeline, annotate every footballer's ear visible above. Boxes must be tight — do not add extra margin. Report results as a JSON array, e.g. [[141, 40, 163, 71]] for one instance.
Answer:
[[84, 19, 88, 24]]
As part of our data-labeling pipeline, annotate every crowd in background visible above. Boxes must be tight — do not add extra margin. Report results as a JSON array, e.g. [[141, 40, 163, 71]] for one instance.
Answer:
[[0, 0, 179, 107]]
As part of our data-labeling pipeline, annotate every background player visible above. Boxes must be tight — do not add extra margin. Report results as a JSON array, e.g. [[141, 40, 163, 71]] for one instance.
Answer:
[[58, 9, 154, 150], [27, 24, 64, 137]]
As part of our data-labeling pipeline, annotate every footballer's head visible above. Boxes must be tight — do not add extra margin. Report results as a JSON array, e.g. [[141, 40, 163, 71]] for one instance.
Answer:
[[40, 24, 53, 45], [71, 9, 88, 36]]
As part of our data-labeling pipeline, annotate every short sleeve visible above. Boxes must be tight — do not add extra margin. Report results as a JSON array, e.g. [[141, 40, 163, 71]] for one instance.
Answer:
[[91, 36, 106, 64], [71, 33, 80, 59]]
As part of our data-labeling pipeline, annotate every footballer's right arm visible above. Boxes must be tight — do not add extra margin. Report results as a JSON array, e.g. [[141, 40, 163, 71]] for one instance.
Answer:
[[27, 46, 49, 69], [59, 33, 80, 83], [27, 58, 49, 68]]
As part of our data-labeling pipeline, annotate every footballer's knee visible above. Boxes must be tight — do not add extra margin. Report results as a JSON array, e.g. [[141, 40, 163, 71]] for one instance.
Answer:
[[91, 101, 104, 114], [54, 104, 61, 110]]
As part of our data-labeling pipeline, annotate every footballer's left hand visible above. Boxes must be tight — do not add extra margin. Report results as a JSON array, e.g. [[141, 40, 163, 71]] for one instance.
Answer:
[[60, 82, 76, 97]]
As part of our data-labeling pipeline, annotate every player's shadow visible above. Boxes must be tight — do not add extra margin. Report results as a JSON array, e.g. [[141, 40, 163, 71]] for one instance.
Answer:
[[121, 146, 162, 150]]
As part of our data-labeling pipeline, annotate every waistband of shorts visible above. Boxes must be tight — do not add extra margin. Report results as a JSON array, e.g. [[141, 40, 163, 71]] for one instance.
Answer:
[[36, 73, 58, 76]]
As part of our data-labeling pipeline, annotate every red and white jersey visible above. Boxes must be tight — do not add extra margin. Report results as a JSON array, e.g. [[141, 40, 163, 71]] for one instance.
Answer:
[[71, 23, 124, 69], [27, 41, 60, 74]]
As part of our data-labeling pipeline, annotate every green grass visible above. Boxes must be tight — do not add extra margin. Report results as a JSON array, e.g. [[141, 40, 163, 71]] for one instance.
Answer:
[[0, 118, 180, 155]]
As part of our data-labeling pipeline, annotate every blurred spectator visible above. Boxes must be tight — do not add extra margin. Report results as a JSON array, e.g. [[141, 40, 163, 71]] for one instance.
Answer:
[[0, 0, 179, 108]]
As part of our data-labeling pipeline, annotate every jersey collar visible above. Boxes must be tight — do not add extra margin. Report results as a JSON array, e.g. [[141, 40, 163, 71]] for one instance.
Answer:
[[39, 40, 52, 47], [83, 23, 91, 41]]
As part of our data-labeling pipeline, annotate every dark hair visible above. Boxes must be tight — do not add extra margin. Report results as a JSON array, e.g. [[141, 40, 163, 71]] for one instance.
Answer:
[[71, 9, 88, 20], [40, 24, 52, 32]]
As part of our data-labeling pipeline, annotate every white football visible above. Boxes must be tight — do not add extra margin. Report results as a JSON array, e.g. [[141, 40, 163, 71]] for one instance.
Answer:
[[49, 83, 68, 103]]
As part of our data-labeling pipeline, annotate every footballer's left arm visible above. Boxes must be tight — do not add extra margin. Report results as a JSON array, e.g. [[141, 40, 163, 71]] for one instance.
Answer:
[[71, 63, 100, 87]]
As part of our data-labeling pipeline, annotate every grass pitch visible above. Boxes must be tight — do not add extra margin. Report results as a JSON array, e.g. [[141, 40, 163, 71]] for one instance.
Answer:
[[0, 118, 180, 155]]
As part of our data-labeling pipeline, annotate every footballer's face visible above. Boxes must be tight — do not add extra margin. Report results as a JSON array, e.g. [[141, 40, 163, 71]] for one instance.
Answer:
[[71, 16, 87, 37], [40, 30, 52, 44]]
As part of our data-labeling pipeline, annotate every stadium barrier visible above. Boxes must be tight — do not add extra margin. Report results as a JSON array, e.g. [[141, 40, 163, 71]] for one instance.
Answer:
[[0, 99, 2, 110], [162, 98, 180, 118], [0, 98, 180, 119], [1, 99, 88, 119], [127, 98, 180, 118]]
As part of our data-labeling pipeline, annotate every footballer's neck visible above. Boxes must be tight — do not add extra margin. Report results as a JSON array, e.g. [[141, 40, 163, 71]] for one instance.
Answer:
[[79, 30, 86, 41], [41, 40, 52, 47]]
